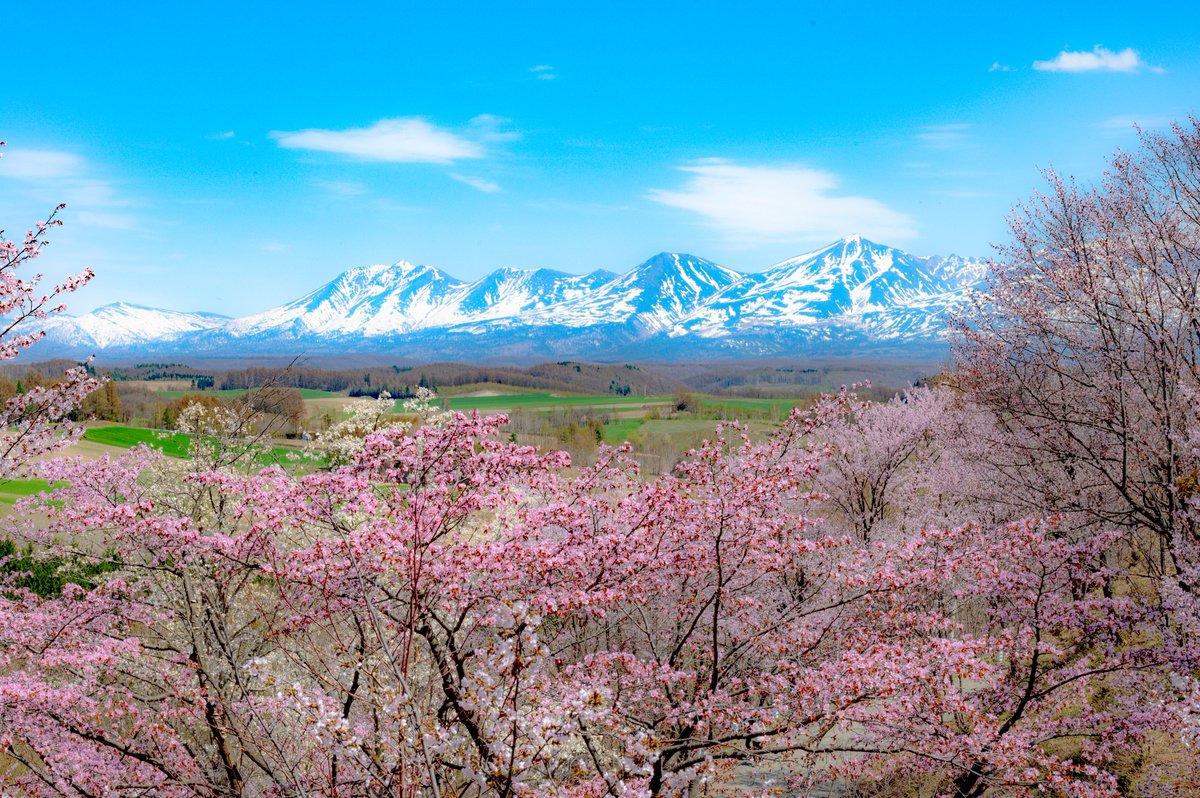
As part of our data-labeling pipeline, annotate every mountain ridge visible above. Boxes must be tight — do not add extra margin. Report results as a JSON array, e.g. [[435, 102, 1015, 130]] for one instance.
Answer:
[[33, 237, 989, 361]]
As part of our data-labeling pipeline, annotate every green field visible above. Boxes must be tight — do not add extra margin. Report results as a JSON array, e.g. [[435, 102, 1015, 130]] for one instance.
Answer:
[[155, 388, 341, 400], [435, 391, 803, 417], [84, 426, 194, 457], [601, 418, 644, 444], [435, 393, 672, 412], [701, 396, 806, 418], [0, 478, 65, 505], [83, 426, 315, 466]]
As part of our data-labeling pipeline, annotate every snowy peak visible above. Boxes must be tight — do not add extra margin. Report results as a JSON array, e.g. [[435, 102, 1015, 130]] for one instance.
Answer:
[[625, 253, 746, 325], [765, 236, 946, 308], [543, 252, 745, 331], [303, 260, 463, 311], [228, 259, 468, 337], [627, 252, 740, 283], [456, 268, 565, 314], [453, 267, 614, 318], [922, 253, 989, 290], [29, 239, 991, 359], [40, 303, 229, 349], [676, 237, 982, 339], [769, 236, 927, 287]]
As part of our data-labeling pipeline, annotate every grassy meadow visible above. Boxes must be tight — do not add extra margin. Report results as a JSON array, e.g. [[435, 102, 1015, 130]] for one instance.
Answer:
[[0, 478, 64, 505]]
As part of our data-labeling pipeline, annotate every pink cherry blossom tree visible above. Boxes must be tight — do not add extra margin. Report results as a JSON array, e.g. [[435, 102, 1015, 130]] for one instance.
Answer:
[[0, 142, 98, 474], [807, 386, 1014, 543], [952, 118, 1200, 587], [0, 391, 1175, 797]]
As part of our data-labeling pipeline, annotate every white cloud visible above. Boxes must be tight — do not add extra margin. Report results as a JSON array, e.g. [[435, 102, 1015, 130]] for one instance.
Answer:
[[0, 149, 86, 180], [529, 64, 556, 80], [989, 61, 1013, 73], [1033, 46, 1160, 73], [449, 173, 501, 193], [0, 147, 136, 229], [272, 117, 490, 164], [648, 161, 916, 243], [211, 130, 236, 140]]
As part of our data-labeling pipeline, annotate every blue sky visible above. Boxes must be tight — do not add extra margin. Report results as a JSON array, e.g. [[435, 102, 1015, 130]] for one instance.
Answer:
[[3, 0, 1199, 315]]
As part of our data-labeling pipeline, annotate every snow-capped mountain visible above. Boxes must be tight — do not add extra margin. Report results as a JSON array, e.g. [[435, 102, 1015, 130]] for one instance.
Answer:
[[922, 252, 991, 291], [222, 262, 624, 341], [677, 236, 966, 340], [536, 253, 745, 333], [452, 267, 617, 322], [28, 237, 989, 360], [226, 261, 467, 338], [39, 303, 229, 349]]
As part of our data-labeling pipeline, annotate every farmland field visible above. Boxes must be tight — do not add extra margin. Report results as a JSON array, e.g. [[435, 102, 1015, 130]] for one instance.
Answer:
[[700, 396, 805, 420], [431, 393, 674, 412]]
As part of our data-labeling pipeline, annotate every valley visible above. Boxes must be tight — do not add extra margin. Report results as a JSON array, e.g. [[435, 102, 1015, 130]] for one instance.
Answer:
[[0, 355, 942, 482]]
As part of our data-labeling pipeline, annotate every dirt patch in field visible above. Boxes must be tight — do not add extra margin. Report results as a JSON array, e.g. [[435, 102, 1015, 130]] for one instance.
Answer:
[[126, 379, 195, 393], [34, 438, 130, 462], [304, 397, 360, 414], [606, 408, 655, 419]]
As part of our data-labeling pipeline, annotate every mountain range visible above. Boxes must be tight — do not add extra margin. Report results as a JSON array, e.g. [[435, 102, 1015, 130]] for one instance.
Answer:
[[34, 236, 989, 361]]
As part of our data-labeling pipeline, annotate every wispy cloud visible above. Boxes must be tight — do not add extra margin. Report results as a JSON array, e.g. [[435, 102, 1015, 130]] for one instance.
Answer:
[[916, 123, 972, 145], [529, 64, 556, 80], [272, 117, 504, 164], [314, 179, 368, 197], [1033, 46, 1161, 73], [466, 114, 520, 143], [648, 160, 916, 243], [449, 173, 501, 193], [0, 149, 86, 180], [0, 147, 136, 229], [988, 61, 1014, 73], [210, 130, 236, 140], [1094, 114, 1174, 131]]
